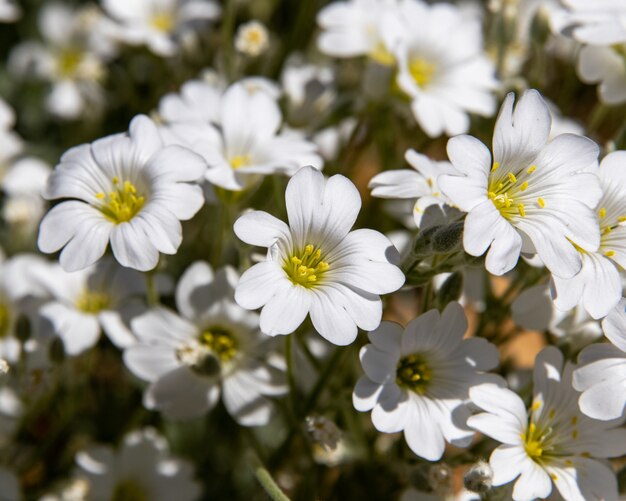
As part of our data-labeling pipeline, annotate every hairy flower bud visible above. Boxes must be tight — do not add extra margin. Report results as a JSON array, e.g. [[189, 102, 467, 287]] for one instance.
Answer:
[[464, 460, 494, 494]]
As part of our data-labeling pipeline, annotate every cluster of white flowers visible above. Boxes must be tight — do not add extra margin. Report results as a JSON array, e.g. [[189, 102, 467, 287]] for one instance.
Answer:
[[1, 0, 626, 499]]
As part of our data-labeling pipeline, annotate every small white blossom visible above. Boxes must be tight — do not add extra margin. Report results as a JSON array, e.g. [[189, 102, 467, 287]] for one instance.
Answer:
[[234, 166, 404, 345], [353, 303, 500, 460], [38, 115, 205, 271], [469, 346, 626, 501], [387, 0, 497, 137], [573, 298, 626, 421], [102, 0, 221, 57], [0, 0, 19, 22], [577, 44, 626, 105], [235, 20, 270, 57], [439, 90, 602, 277], [551, 150, 626, 319], [561, 0, 626, 46], [125, 262, 287, 423], [74, 428, 201, 501]]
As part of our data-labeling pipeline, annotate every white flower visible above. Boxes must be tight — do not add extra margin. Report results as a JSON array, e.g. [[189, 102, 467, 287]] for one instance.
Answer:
[[0, 99, 23, 167], [235, 20, 270, 57], [0, 0, 19, 22], [165, 82, 322, 191], [561, 0, 626, 45], [316, 0, 399, 64], [75, 428, 201, 501], [234, 166, 404, 345], [388, 0, 497, 137], [573, 298, 626, 421], [468, 346, 626, 501], [102, 0, 221, 57], [8, 4, 113, 119], [577, 44, 626, 105], [31, 258, 149, 356], [38, 115, 205, 271], [157, 73, 226, 125], [369, 149, 458, 227], [353, 303, 499, 461], [511, 283, 602, 350], [124, 262, 286, 423], [551, 151, 626, 319], [0, 386, 23, 446], [439, 90, 602, 277]]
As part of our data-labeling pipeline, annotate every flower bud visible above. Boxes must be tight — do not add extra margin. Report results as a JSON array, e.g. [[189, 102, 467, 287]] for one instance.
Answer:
[[436, 272, 463, 309], [464, 460, 494, 494], [431, 222, 463, 253]]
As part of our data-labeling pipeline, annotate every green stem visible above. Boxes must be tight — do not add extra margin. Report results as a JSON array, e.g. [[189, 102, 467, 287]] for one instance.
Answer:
[[145, 272, 159, 307], [249, 451, 291, 501]]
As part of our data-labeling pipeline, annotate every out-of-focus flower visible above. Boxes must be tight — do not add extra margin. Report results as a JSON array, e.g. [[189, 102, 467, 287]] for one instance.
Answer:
[[102, 0, 221, 57], [0, 0, 19, 22], [0, 99, 23, 165], [560, 0, 626, 46], [577, 45, 626, 105], [551, 151, 626, 319], [353, 303, 500, 460], [31, 258, 147, 356], [388, 0, 497, 137], [306, 415, 342, 451], [158, 73, 226, 125], [8, 4, 115, 120], [235, 20, 270, 57], [316, 0, 399, 64], [125, 262, 287, 423], [439, 90, 601, 277], [74, 428, 201, 501], [0, 467, 20, 501], [0, 386, 23, 446], [469, 347, 626, 501], [573, 299, 626, 421], [369, 149, 458, 227], [165, 82, 322, 192], [234, 166, 404, 345], [38, 115, 206, 271]]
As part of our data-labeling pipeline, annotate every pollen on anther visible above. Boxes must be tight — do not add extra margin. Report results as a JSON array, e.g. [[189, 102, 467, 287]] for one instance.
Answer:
[[619, 216, 626, 222], [517, 204, 526, 217], [527, 165, 537, 174], [537, 198, 545, 208], [95, 192, 105, 199], [605, 250, 616, 257], [599, 207, 607, 219], [491, 162, 500, 172], [520, 181, 529, 191], [508, 172, 517, 184]]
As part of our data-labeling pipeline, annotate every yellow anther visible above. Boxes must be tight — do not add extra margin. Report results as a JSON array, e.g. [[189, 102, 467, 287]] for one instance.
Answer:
[[603, 226, 613, 235], [427, 178, 434, 187], [572, 430, 578, 439], [531, 400, 542, 411], [550, 473, 558, 481], [565, 460, 573, 467], [599, 207, 607, 219], [432, 192, 440, 197], [290, 256, 301, 265], [408, 57, 436, 87], [229, 154, 252, 170], [313, 249, 321, 259], [307, 275, 317, 282], [284, 244, 329, 287], [304, 245, 314, 255], [605, 250, 616, 257], [317, 262, 329, 271], [520, 181, 529, 191], [571, 416, 578, 425], [548, 408, 555, 419], [497, 182, 504, 190], [96, 179, 145, 224], [488, 191, 497, 199], [95, 192, 105, 199], [537, 198, 545, 208], [112, 176, 119, 185], [619, 216, 626, 222], [527, 165, 537, 174], [508, 172, 517, 184], [517, 204, 526, 217], [491, 162, 500, 172]]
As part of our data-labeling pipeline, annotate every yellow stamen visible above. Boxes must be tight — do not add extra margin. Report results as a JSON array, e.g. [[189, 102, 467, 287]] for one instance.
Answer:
[[537, 197, 545, 208], [517, 204, 526, 217], [284, 244, 329, 287], [599, 207, 607, 219], [527, 165, 537, 174], [605, 250, 616, 257], [95, 179, 145, 224], [408, 57, 436, 87], [491, 162, 500, 172], [520, 181, 529, 191], [508, 172, 517, 184]]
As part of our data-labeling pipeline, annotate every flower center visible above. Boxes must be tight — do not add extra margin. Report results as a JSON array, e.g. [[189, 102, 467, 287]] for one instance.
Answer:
[[283, 244, 329, 287], [0, 303, 11, 338], [200, 327, 238, 362], [229, 154, 252, 170], [150, 12, 174, 33], [75, 290, 110, 314], [488, 163, 545, 220], [396, 353, 432, 395], [95, 178, 145, 224], [522, 422, 547, 461], [369, 41, 395, 66], [55, 48, 83, 78], [409, 57, 436, 87], [111, 479, 147, 501]]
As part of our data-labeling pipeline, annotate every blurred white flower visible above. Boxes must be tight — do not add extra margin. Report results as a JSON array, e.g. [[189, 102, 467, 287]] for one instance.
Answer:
[[31, 258, 148, 356], [353, 303, 500, 460], [158, 74, 226, 125], [369, 149, 458, 227], [234, 166, 404, 345], [573, 298, 626, 421], [8, 3, 114, 120], [125, 262, 287, 423], [38, 115, 205, 271], [0, 386, 23, 446], [577, 45, 626, 105], [0, 0, 19, 22], [388, 0, 497, 137], [551, 151, 626, 319], [0, 99, 23, 165], [469, 346, 626, 501], [0, 467, 20, 501], [439, 90, 602, 277], [102, 0, 221, 56], [316, 0, 399, 64], [235, 20, 270, 57], [74, 428, 201, 501], [561, 0, 626, 45], [165, 82, 322, 191]]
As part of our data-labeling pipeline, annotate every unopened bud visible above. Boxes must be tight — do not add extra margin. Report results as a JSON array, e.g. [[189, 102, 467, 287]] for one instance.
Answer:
[[464, 460, 494, 494], [436, 272, 463, 309], [431, 222, 463, 253], [428, 463, 453, 496], [306, 415, 342, 451]]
